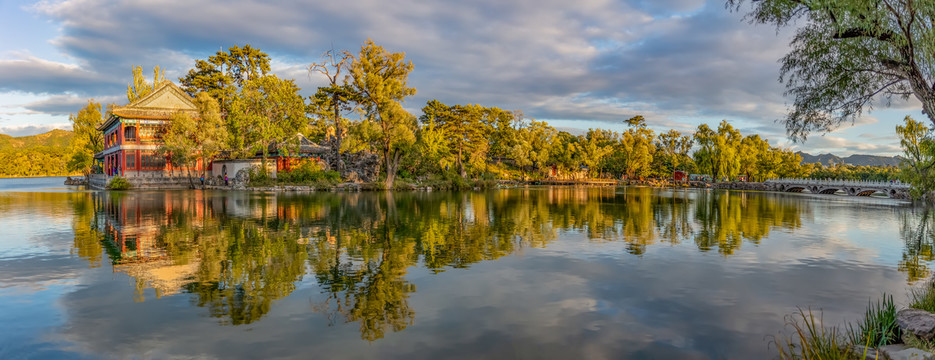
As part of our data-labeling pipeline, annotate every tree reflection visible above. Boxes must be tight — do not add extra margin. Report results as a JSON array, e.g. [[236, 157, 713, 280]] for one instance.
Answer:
[[73, 187, 810, 339], [693, 191, 804, 255], [899, 208, 935, 283]]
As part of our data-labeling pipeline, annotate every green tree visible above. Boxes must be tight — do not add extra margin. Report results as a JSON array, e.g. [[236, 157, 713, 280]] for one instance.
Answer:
[[897, 116, 935, 198], [160, 93, 230, 187], [421, 102, 488, 178], [654, 129, 693, 176], [693, 124, 717, 177], [580, 129, 613, 178], [161, 110, 198, 186], [127, 65, 166, 102], [715, 121, 742, 181], [192, 93, 229, 180], [728, 0, 935, 139], [68, 100, 104, 175], [309, 49, 357, 172], [620, 117, 655, 179], [349, 39, 417, 188], [179, 45, 271, 112], [228, 75, 307, 163]]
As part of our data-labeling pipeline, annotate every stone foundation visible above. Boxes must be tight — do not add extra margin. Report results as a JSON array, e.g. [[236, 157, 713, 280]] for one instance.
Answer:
[[89, 173, 199, 190]]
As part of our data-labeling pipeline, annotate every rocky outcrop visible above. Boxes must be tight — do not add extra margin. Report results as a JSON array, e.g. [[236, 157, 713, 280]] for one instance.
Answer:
[[898, 309, 935, 341], [318, 136, 379, 183], [64, 176, 87, 186]]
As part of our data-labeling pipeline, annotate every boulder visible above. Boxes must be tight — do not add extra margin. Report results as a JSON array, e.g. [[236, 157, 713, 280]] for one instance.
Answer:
[[881, 344, 934, 360], [897, 309, 935, 340]]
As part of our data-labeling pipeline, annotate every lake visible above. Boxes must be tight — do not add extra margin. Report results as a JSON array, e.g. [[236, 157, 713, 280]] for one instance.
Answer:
[[0, 177, 930, 359]]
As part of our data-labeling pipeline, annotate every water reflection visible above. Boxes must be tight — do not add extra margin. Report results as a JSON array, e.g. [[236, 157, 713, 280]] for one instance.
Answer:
[[67, 187, 836, 340], [900, 208, 935, 282]]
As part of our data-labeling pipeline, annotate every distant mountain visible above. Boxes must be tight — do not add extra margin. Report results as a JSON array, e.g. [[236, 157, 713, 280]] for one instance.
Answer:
[[796, 151, 904, 167], [0, 129, 73, 150]]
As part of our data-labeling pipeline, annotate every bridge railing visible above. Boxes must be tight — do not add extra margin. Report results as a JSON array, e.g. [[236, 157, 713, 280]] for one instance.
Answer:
[[764, 178, 911, 189]]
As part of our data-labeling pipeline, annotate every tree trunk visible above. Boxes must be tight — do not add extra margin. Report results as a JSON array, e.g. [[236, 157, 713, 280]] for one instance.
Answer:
[[187, 161, 195, 189], [457, 143, 466, 178], [383, 146, 396, 189], [333, 95, 345, 174]]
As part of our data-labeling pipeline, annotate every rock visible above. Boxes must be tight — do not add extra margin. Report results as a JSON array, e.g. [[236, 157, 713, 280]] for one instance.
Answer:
[[851, 345, 888, 360], [898, 309, 935, 341], [345, 171, 359, 183], [64, 176, 88, 186], [881, 344, 935, 360]]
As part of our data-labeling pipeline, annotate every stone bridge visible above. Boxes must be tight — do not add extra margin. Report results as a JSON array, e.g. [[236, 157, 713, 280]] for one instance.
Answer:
[[763, 178, 911, 199]]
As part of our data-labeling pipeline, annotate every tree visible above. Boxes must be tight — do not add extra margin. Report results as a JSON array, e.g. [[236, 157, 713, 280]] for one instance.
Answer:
[[715, 120, 742, 180], [229, 75, 307, 164], [897, 116, 935, 198], [420, 101, 487, 178], [161, 111, 198, 187], [179, 45, 271, 111], [693, 124, 717, 177], [728, 0, 935, 139], [192, 93, 229, 180], [309, 49, 357, 172], [127, 65, 166, 102], [580, 129, 614, 178], [161, 93, 230, 187], [620, 117, 655, 180], [68, 100, 104, 175], [549, 132, 580, 178], [349, 39, 417, 188], [655, 129, 693, 175]]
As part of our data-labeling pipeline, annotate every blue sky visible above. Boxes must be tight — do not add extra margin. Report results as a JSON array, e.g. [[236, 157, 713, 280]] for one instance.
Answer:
[[0, 0, 925, 156]]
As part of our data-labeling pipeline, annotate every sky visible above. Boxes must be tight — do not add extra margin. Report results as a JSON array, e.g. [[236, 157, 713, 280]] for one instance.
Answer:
[[0, 0, 925, 156]]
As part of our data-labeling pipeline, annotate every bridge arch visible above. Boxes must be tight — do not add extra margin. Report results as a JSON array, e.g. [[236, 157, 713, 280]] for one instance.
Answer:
[[856, 189, 885, 197]]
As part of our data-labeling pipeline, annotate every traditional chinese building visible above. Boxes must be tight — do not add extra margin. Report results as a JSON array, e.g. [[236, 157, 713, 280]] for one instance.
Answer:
[[95, 81, 204, 179]]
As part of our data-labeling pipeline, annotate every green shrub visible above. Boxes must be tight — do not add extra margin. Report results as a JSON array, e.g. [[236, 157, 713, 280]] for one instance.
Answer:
[[277, 161, 341, 185], [106, 176, 132, 190], [847, 294, 900, 348], [248, 166, 273, 187]]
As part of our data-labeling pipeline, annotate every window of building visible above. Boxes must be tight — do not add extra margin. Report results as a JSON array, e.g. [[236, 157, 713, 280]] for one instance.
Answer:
[[124, 126, 137, 141], [126, 153, 135, 169]]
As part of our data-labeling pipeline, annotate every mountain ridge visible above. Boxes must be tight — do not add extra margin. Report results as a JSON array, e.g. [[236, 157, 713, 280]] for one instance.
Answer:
[[0, 129, 73, 149], [796, 151, 903, 167]]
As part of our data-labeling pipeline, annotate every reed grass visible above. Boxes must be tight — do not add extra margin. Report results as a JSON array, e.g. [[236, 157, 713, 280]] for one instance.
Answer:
[[772, 308, 856, 360], [911, 278, 935, 312], [846, 294, 900, 348]]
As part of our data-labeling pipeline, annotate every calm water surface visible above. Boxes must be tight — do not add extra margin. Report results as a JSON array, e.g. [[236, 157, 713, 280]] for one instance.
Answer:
[[0, 177, 932, 359]]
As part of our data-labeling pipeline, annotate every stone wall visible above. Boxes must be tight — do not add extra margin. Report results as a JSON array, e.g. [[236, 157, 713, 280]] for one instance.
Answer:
[[88, 173, 199, 190]]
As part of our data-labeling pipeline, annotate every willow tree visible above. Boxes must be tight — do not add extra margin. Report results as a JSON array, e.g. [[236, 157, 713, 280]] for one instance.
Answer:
[[349, 39, 417, 188], [728, 0, 935, 139], [620, 116, 655, 180], [897, 116, 935, 198]]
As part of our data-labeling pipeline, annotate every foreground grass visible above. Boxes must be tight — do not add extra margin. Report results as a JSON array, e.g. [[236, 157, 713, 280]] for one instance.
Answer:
[[911, 278, 935, 312], [774, 295, 902, 360], [847, 295, 900, 348], [773, 308, 855, 360]]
